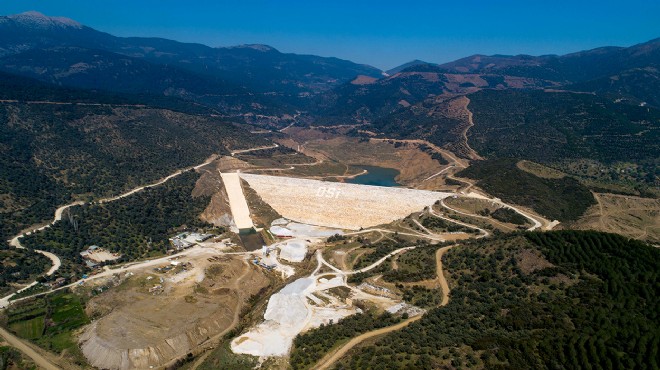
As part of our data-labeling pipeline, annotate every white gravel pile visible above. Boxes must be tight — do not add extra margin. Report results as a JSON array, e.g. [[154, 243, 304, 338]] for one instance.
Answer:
[[279, 241, 307, 263], [231, 276, 356, 357], [231, 278, 312, 356]]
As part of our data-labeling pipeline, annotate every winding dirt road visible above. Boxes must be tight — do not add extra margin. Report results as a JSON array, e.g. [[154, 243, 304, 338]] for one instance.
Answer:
[[440, 198, 543, 231], [312, 244, 455, 370], [1, 155, 220, 309]]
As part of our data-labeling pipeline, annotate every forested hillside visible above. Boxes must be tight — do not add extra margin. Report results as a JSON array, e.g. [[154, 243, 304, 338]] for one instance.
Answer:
[[337, 231, 659, 369], [467, 89, 660, 166], [21, 171, 211, 275], [0, 93, 264, 244], [457, 159, 595, 222], [0, 247, 50, 296]]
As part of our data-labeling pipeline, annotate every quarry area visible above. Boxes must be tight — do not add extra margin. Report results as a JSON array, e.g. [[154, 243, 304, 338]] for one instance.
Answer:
[[231, 249, 422, 357], [1, 147, 552, 370], [240, 173, 454, 230], [78, 243, 271, 370]]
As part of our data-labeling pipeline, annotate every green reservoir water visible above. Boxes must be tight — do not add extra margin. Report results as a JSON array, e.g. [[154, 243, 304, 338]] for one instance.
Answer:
[[346, 165, 401, 187]]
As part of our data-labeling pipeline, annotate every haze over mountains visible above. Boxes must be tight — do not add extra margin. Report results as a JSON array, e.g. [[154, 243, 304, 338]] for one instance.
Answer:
[[0, 11, 381, 112], [0, 10, 658, 240], [1, 11, 658, 113]]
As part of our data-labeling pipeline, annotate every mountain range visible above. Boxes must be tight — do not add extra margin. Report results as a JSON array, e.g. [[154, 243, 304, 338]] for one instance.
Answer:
[[0, 11, 382, 113], [1, 11, 658, 116], [0, 10, 658, 240]]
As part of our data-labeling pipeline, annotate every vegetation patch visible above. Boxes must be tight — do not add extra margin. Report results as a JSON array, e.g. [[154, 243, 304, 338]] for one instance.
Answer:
[[337, 231, 659, 369], [196, 340, 258, 370], [348, 239, 409, 284], [490, 208, 529, 226], [0, 247, 50, 296], [457, 158, 595, 222], [3, 290, 90, 365], [421, 215, 476, 233], [0, 346, 35, 370], [399, 285, 441, 308], [383, 246, 437, 282], [290, 312, 402, 369]]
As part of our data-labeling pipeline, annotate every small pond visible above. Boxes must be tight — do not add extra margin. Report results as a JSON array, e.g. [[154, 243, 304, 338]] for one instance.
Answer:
[[346, 165, 401, 187]]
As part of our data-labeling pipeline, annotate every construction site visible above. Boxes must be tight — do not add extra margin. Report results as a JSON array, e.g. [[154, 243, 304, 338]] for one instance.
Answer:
[[1, 145, 550, 370], [239, 173, 454, 230], [78, 243, 272, 370]]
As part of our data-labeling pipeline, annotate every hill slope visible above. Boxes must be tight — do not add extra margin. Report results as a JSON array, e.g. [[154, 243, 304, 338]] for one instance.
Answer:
[[0, 75, 265, 242], [337, 231, 659, 369]]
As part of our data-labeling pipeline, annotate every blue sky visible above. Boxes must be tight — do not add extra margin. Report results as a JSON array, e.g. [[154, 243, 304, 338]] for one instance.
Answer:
[[1, 0, 659, 70]]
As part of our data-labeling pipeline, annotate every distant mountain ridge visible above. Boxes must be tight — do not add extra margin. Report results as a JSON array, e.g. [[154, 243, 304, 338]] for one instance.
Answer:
[[0, 10, 81, 29], [0, 11, 382, 113], [435, 38, 660, 82], [386, 60, 435, 75], [1, 10, 658, 175]]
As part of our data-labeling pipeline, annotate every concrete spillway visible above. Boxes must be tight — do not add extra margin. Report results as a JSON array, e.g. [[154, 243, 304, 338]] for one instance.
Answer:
[[220, 172, 254, 231]]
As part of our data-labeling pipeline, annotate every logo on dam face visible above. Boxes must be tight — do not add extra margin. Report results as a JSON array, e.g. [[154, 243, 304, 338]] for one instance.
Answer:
[[316, 186, 341, 199]]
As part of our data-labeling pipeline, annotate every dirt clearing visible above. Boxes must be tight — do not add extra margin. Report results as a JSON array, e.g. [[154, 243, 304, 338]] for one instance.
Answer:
[[572, 193, 660, 243], [79, 252, 270, 369]]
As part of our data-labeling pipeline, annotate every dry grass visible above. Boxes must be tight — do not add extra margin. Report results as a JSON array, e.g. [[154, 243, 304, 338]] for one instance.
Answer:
[[572, 193, 660, 243], [517, 160, 566, 179]]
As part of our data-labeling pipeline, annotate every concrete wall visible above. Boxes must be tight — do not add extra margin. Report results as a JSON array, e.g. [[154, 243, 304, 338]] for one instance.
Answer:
[[220, 172, 255, 230]]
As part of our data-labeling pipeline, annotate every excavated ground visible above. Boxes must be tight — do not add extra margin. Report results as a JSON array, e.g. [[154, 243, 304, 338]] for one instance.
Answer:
[[79, 253, 269, 370]]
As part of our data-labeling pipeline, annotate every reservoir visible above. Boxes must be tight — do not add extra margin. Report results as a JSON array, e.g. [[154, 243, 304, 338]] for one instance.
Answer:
[[346, 165, 401, 187]]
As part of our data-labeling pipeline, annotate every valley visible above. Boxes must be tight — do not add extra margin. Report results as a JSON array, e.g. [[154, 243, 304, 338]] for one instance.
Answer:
[[0, 141, 550, 369], [0, 8, 657, 370]]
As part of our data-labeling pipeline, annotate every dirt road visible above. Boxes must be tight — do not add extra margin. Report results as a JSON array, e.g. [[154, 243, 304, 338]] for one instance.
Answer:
[[436, 245, 454, 306], [440, 197, 544, 231], [313, 316, 423, 370], [0, 326, 60, 370], [230, 143, 279, 155], [369, 138, 468, 169], [1, 155, 219, 309], [457, 97, 483, 161], [184, 258, 253, 370], [428, 209, 490, 238], [312, 244, 455, 370], [98, 155, 217, 204]]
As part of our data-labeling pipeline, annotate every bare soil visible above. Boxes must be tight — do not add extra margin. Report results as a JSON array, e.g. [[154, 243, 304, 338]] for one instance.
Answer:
[[79, 254, 270, 370], [289, 136, 446, 187], [572, 192, 660, 243], [515, 248, 554, 274]]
